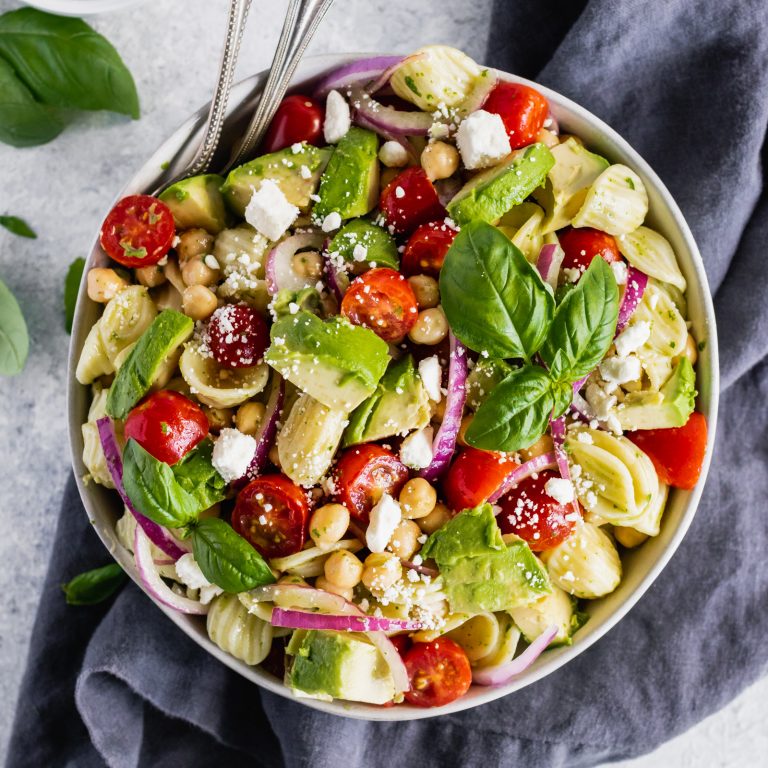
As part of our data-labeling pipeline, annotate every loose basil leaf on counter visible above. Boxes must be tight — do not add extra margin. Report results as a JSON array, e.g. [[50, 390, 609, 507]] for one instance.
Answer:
[[440, 221, 554, 363], [62, 563, 126, 606], [64, 257, 85, 333], [192, 518, 276, 593], [0, 276, 29, 376], [0, 214, 36, 238], [172, 439, 227, 513]]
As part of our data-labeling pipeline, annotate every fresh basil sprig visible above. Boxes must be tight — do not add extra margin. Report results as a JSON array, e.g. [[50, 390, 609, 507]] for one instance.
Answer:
[[0, 214, 36, 238], [64, 257, 85, 334], [62, 563, 126, 606], [0, 276, 29, 376]]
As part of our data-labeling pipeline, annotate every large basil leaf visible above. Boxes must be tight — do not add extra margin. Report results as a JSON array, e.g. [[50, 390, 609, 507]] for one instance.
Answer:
[[0, 276, 29, 376], [439, 222, 554, 362], [62, 563, 126, 606], [0, 214, 36, 238], [64, 257, 84, 334], [192, 518, 275, 593], [172, 440, 227, 512], [539, 256, 619, 383]]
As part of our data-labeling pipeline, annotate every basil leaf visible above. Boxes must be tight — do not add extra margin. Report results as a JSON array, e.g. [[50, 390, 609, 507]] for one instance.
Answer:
[[540, 256, 619, 383], [172, 440, 226, 512], [0, 214, 36, 238], [0, 276, 29, 375], [551, 379, 573, 419], [0, 8, 139, 118], [64, 257, 85, 333], [192, 518, 275, 593], [440, 222, 554, 362], [465, 365, 555, 452], [62, 563, 126, 605]]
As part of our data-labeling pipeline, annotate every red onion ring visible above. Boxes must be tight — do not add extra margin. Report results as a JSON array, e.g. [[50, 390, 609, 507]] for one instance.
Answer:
[[313, 55, 404, 99], [243, 374, 284, 482], [323, 253, 349, 304], [350, 86, 434, 137], [401, 559, 439, 578], [472, 624, 558, 686], [615, 266, 648, 336], [265, 233, 325, 295], [271, 607, 423, 632], [536, 242, 564, 291], [364, 53, 424, 95], [489, 452, 557, 504]]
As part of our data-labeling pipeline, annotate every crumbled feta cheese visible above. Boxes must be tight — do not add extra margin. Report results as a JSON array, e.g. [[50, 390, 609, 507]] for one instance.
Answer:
[[562, 267, 582, 284], [352, 243, 368, 261], [321, 211, 342, 232], [366, 493, 402, 553], [586, 382, 617, 422], [418, 355, 442, 402], [400, 426, 434, 470], [299, 165, 312, 180], [174, 553, 223, 605], [614, 320, 651, 357], [323, 90, 351, 143], [379, 141, 409, 167], [291, 142, 303, 154], [204, 254, 220, 271], [212, 428, 256, 482], [244, 180, 298, 241], [394, 186, 405, 199], [455, 110, 511, 170], [544, 477, 575, 505], [599, 355, 642, 385], [576, 431, 594, 444], [611, 261, 628, 285]]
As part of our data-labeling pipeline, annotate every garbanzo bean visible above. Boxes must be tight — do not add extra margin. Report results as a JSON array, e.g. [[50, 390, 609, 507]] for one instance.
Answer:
[[315, 576, 353, 601], [420, 141, 459, 181], [408, 307, 448, 345], [387, 519, 421, 560], [614, 527, 649, 549], [361, 552, 402, 593], [323, 550, 363, 588], [407, 274, 440, 309], [236, 401, 266, 436], [417, 502, 452, 535], [135, 264, 167, 288], [182, 284, 217, 320], [399, 478, 437, 520], [87, 268, 128, 303], [291, 249, 323, 279], [309, 503, 350, 550], [182, 256, 218, 287], [519, 433, 554, 462], [176, 228, 214, 263]]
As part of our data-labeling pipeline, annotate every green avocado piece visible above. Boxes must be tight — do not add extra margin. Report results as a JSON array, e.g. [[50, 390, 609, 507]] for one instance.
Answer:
[[327, 219, 399, 269], [465, 357, 514, 411], [270, 287, 322, 320], [344, 354, 430, 446], [265, 310, 389, 412], [447, 142, 555, 225], [313, 127, 379, 223], [221, 143, 331, 216], [158, 174, 229, 234], [106, 310, 194, 419]]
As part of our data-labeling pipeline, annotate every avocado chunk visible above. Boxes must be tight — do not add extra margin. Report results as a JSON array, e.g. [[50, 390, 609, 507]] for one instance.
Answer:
[[221, 143, 331, 216], [531, 138, 609, 233], [270, 287, 322, 320], [465, 357, 514, 411], [327, 219, 399, 270], [421, 504, 551, 613], [312, 127, 379, 223], [446, 143, 554, 225], [106, 310, 194, 419], [286, 630, 396, 704], [344, 354, 430, 446], [618, 356, 696, 431], [265, 310, 389, 412], [158, 174, 230, 234]]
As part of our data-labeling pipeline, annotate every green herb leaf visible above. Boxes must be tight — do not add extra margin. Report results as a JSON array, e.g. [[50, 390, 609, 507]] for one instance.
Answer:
[[62, 563, 126, 605], [0, 214, 36, 238], [539, 256, 620, 383], [172, 439, 227, 512], [0, 276, 29, 376], [192, 518, 275, 593], [439, 222, 554, 362], [64, 257, 85, 333]]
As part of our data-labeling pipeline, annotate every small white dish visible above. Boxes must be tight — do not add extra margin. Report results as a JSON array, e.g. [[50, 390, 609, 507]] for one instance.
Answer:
[[23, 0, 148, 16]]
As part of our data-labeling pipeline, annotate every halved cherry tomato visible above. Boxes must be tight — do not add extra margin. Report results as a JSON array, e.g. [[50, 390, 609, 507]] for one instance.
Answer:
[[207, 304, 269, 369], [261, 94, 324, 153], [559, 227, 623, 275], [497, 469, 580, 551], [379, 167, 445, 235], [401, 220, 458, 276], [442, 447, 517, 513], [233, 474, 310, 558], [483, 81, 549, 149], [124, 390, 208, 465], [340, 267, 418, 343], [332, 444, 409, 523], [628, 412, 708, 490], [403, 638, 472, 708], [100, 194, 176, 268]]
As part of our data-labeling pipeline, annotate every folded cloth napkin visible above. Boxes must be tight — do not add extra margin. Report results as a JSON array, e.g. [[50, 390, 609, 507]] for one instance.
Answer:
[[7, 0, 768, 765]]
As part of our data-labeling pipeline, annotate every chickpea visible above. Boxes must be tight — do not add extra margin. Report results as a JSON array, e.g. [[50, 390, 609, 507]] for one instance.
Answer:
[[387, 519, 422, 560], [399, 478, 437, 520], [420, 141, 459, 181], [202, 405, 233, 431], [87, 268, 128, 303], [236, 401, 266, 436], [559, 133, 584, 146], [309, 503, 350, 550], [535, 128, 560, 148], [151, 282, 183, 312], [417, 502, 452, 535], [379, 166, 400, 191], [323, 550, 363, 588], [268, 443, 281, 468], [408, 307, 448, 345], [182, 285, 217, 320], [315, 576, 354, 601], [176, 228, 214, 263], [182, 256, 219, 287], [407, 274, 440, 309], [614, 527, 649, 549], [361, 552, 402, 593], [278, 574, 308, 587], [457, 415, 473, 448], [379, 140, 409, 168], [519, 433, 554, 462], [135, 264, 167, 288], [291, 249, 323, 280]]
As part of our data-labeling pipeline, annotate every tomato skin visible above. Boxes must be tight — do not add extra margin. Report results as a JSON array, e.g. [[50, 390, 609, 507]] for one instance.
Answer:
[[559, 227, 623, 275], [261, 94, 324, 153], [233, 474, 310, 558], [483, 82, 549, 149], [207, 304, 269, 369], [401, 220, 458, 276], [442, 447, 517, 513], [332, 444, 409, 523], [124, 390, 208, 465], [403, 638, 472, 707], [100, 194, 176, 268], [628, 412, 708, 490], [340, 267, 419, 343], [379, 167, 445, 236]]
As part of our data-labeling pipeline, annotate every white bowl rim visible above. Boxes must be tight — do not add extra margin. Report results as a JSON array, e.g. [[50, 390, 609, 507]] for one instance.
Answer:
[[23, 0, 148, 16]]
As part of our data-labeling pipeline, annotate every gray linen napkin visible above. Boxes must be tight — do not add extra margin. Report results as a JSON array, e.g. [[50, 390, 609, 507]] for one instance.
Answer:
[[7, 0, 768, 765]]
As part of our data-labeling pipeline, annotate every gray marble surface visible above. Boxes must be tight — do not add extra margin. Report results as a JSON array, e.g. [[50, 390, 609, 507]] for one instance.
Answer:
[[0, 0, 765, 764]]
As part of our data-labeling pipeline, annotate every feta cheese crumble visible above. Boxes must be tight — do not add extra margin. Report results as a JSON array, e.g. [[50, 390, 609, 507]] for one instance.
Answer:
[[611, 261, 628, 285], [244, 180, 298, 241], [321, 211, 342, 232], [400, 426, 434, 470], [212, 427, 256, 483], [599, 354, 642, 385], [418, 355, 442, 402], [323, 90, 351, 144], [174, 553, 223, 605], [378, 140, 409, 168], [366, 493, 402, 553], [544, 477, 575, 505], [614, 320, 651, 357], [455, 110, 511, 170]]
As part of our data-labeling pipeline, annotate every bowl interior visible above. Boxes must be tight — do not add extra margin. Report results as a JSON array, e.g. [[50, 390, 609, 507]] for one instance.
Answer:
[[67, 54, 719, 721]]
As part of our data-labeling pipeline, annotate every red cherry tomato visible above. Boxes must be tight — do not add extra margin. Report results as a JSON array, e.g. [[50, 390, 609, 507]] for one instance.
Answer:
[[207, 304, 269, 369], [124, 390, 208, 465], [483, 81, 549, 149], [442, 447, 517, 513], [379, 167, 445, 236], [403, 638, 472, 708], [99, 194, 175, 268], [401, 220, 458, 276], [340, 267, 419, 343], [332, 444, 409, 523], [261, 94, 324, 153], [497, 469, 580, 552], [232, 474, 310, 558], [628, 412, 708, 490], [559, 227, 623, 275]]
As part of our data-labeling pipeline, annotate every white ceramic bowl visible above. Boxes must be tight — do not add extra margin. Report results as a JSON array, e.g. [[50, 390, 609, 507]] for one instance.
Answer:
[[67, 53, 719, 720], [24, 0, 148, 16]]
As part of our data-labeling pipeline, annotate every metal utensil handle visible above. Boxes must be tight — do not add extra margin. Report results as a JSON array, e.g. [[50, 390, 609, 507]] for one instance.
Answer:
[[226, 0, 335, 170]]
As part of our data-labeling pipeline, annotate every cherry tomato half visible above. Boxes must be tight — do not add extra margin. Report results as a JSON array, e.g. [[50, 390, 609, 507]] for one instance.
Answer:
[[442, 447, 517, 513], [379, 167, 445, 236], [100, 194, 176, 268], [340, 267, 419, 343], [497, 469, 580, 552], [207, 304, 269, 369], [559, 227, 623, 275], [124, 390, 208, 465], [332, 444, 409, 523], [233, 474, 310, 558], [401, 220, 458, 277], [483, 81, 549, 149], [261, 94, 324, 153], [403, 638, 472, 708], [628, 412, 708, 490]]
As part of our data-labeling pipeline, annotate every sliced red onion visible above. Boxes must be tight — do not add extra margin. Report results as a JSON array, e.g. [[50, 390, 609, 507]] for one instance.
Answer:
[[544, 112, 559, 135], [97, 417, 188, 561], [572, 374, 590, 393], [350, 86, 434, 137], [323, 253, 350, 304], [569, 391, 595, 424], [401, 559, 439, 578], [472, 624, 558, 686], [460, 69, 499, 114], [489, 452, 557, 504], [435, 177, 463, 208], [549, 416, 570, 480], [243, 375, 284, 482], [536, 242, 564, 292], [314, 56, 404, 99], [265, 233, 325, 295], [615, 266, 648, 336], [364, 53, 423, 95], [271, 607, 423, 632], [419, 334, 468, 482]]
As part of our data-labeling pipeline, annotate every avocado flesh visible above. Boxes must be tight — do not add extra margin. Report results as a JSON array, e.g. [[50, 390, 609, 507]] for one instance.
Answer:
[[465, 357, 514, 411], [327, 218, 399, 269], [158, 174, 229, 234]]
